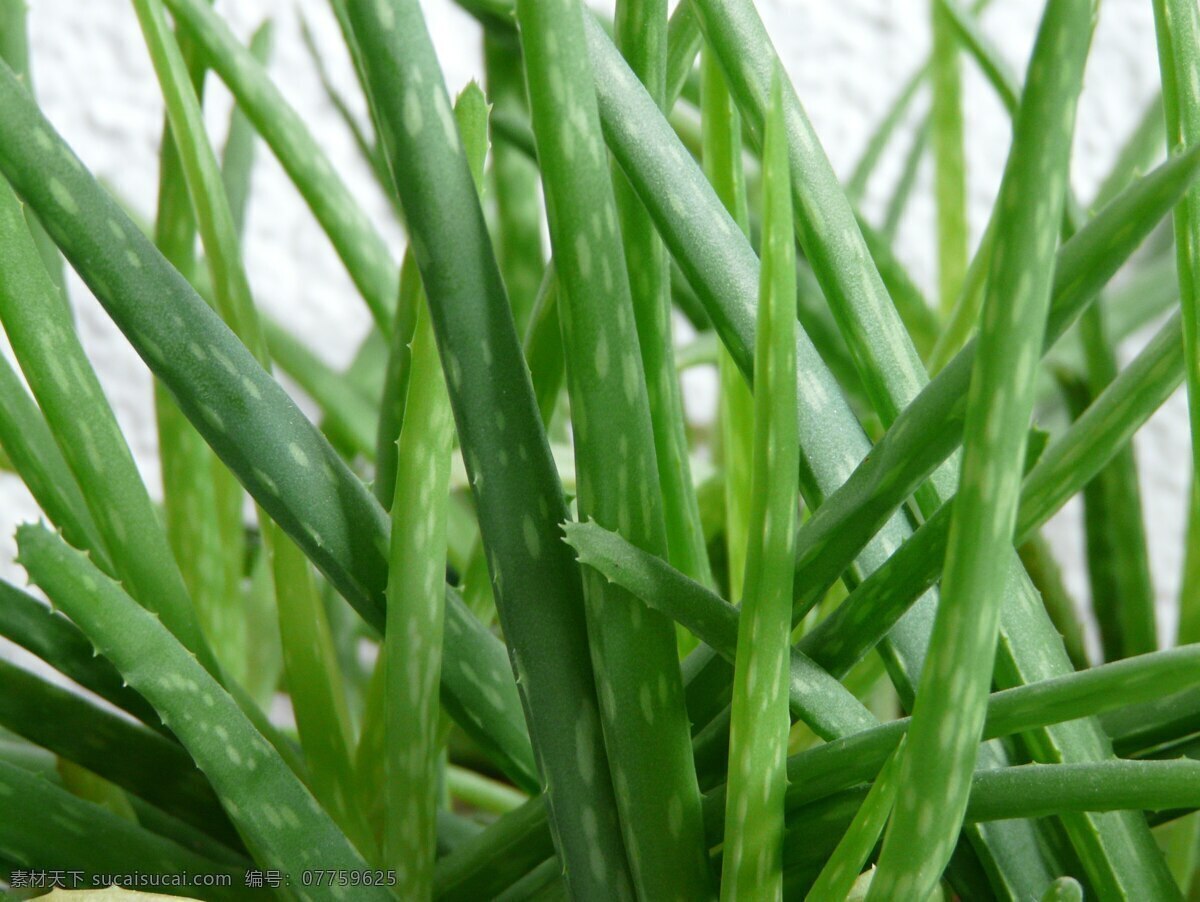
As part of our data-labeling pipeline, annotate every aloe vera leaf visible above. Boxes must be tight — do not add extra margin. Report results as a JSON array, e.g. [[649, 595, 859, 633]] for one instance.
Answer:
[[435, 88, 497, 635], [374, 250, 420, 506], [931, 0, 968, 315], [0, 181, 212, 669], [486, 31, 544, 334], [133, 0, 372, 846], [700, 48, 754, 604], [522, 264, 565, 427], [131, 0, 263, 355], [665, 0, 702, 114], [591, 19, 1046, 893], [16, 524, 385, 891], [517, 0, 710, 892], [946, 1, 1163, 630], [562, 520, 875, 741], [1151, 0, 1200, 648], [785, 759, 1200, 880], [0, 74, 534, 779], [881, 120, 929, 242], [0, 759, 247, 897], [493, 857, 565, 902], [241, 544, 283, 712], [381, 83, 483, 898], [221, 19, 274, 237], [1016, 534, 1090, 671], [1022, 311, 1184, 567], [384, 290, 453, 893], [858, 216, 942, 360], [297, 11, 395, 215], [1092, 92, 1166, 210], [0, 579, 160, 729], [688, 1, 933, 440], [0, 0, 67, 310], [150, 0, 250, 687], [868, 3, 1095, 890], [0, 358, 109, 566], [57, 758, 136, 823], [160, 0, 397, 331], [1100, 252, 1179, 346], [262, 317, 378, 460], [720, 75, 796, 902], [804, 737, 906, 902], [846, 0, 994, 204], [447, 764, 528, 815], [615, 0, 713, 593], [341, 0, 630, 895], [939, 0, 1020, 115], [966, 760, 1200, 822], [787, 147, 1200, 640], [1068, 311, 1159, 660], [590, 0, 1193, 646], [1103, 684, 1200, 757], [805, 312, 1186, 679], [440, 642, 1200, 899], [589, 16, 1179, 892], [271, 533, 371, 851], [0, 655, 237, 847], [847, 66, 927, 204], [774, 644, 1200, 816], [434, 797, 558, 902]]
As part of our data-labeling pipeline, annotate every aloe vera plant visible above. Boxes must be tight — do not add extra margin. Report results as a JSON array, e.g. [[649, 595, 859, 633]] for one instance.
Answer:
[[2, 0, 1200, 899]]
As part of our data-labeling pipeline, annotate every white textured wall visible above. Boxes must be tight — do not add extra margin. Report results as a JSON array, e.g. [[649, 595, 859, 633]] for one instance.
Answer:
[[1, 1, 1184, 656]]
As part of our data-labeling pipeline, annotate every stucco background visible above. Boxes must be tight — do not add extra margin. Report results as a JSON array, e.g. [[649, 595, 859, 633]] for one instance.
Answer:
[[0, 0, 1183, 660]]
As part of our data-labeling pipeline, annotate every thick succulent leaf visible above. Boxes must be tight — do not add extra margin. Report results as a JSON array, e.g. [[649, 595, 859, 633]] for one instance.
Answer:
[[17, 524, 386, 895]]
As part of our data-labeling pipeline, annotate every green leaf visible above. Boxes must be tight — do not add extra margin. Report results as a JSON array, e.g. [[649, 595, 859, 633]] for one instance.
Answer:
[[931, 0, 968, 314], [374, 250, 421, 506], [263, 317, 378, 460], [161, 0, 398, 330], [0, 45, 531, 805], [485, 31, 545, 334], [776, 643, 1200, 823], [563, 519, 874, 740], [0, 578, 160, 729], [341, 0, 629, 895], [614, 0, 712, 594], [133, 0, 368, 833], [380, 83, 483, 897], [0, 760, 246, 897], [16, 523, 385, 892], [220, 18, 274, 238], [0, 356, 110, 569], [805, 737, 906, 902], [720, 74, 796, 902], [699, 46, 754, 605], [384, 295, 453, 892], [689, 0, 931, 439], [0, 654, 237, 848], [1151, 0, 1200, 648], [0, 178, 209, 666], [0, 0, 68, 310], [965, 760, 1200, 822], [150, 0, 249, 691], [802, 311, 1186, 681], [1063, 315, 1158, 661], [785, 145, 1200, 655], [869, 3, 1102, 894], [516, 0, 710, 892], [584, 15, 1185, 892]]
